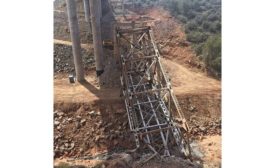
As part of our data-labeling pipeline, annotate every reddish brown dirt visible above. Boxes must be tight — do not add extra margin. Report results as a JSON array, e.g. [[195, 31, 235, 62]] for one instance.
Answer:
[[145, 7, 205, 72], [197, 136, 221, 168], [162, 58, 221, 95], [54, 101, 134, 158], [54, 76, 120, 103], [53, 2, 221, 167]]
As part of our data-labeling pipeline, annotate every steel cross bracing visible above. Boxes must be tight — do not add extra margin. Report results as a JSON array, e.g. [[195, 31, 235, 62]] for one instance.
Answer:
[[115, 24, 192, 157]]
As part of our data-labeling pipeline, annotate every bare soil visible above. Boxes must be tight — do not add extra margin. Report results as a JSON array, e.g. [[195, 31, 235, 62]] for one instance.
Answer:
[[53, 1, 221, 167]]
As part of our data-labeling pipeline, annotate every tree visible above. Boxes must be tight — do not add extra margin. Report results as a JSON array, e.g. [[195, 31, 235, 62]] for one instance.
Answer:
[[203, 35, 221, 74], [186, 31, 208, 43]]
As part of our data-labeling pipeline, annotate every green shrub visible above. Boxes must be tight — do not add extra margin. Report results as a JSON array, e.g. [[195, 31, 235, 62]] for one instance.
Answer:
[[203, 34, 221, 74], [177, 15, 187, 23], [193, 43, 205, 56], [202, 21, 211, 30], [186, 31, 208, 43], [185, 20, 198, 32], [194, 15, 203, 25]]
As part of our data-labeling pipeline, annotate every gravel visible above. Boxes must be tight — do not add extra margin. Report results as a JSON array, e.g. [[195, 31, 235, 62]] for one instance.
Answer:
[[54, 43, 95, 73]]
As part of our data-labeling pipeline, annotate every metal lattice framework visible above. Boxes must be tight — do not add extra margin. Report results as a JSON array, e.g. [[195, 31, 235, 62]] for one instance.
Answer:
[[115, 24, 192, 157]]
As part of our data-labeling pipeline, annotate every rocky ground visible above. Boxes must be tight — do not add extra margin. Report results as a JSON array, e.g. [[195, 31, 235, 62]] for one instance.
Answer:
[[53, 102, 210, 168], [190, 118, 221, 137], [53, 101, 221, 167], [54, 43, 95, 74], [54, 103, 133, 159], [53, 1, 221, 167]]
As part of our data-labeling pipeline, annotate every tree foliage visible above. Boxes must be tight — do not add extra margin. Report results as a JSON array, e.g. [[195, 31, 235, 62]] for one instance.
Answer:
[[160, 0, 221, 77], [134, 0, 222, 77], [203, 35, 221, 76]]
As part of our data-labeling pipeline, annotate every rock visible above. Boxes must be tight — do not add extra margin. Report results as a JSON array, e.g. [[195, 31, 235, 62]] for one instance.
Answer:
[[88, 111, 96, 116], [57, 126, 61, 130], [189, 106, 196, 112], [200, 126, 206, 132], [60, 145, 65, 152], [57, 112, 64, 116], [76, 122, 81, 129], [114, 139, 119, 145], [70, 142, 75, 149], [80, 119, 86, 125], [54, 111, 58, 117], [54, 121, 60, 126], [62, 119, 66, 124], [67, 118, 73, 122], [95, 135, 100, 142], [65, 143, 69, 148], [106, 123, 112, 128], [98, 121, 103, 128], [54, 135, 59, 140]]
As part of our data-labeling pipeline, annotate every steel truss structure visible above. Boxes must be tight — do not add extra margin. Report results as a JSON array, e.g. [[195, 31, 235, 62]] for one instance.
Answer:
[[115, 24, 192, 157]]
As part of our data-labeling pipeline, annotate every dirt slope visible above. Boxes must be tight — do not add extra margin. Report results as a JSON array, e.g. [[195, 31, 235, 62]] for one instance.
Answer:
[[53, 3, 221, 168], [162, 58, 220, 95], [146, 8, 205, 72]]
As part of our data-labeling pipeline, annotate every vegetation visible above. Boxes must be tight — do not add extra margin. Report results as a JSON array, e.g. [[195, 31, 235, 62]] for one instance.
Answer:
[[203, 35, 221, 76], [161, 0, 221, 77], [136, 0, 221, 77]]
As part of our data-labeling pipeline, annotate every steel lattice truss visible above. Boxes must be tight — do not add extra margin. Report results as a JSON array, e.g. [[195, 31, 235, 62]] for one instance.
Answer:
[[115, 25, 192, 157]]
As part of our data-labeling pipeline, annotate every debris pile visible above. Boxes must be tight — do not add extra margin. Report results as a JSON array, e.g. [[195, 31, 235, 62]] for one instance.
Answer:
[[53, 105, 133, 158], [54, 43, 95, 73], [190, 118, 221, 136]]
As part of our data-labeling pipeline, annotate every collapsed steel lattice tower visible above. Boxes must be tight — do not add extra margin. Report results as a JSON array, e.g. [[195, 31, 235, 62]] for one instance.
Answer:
[[116, 24, 192, 157]]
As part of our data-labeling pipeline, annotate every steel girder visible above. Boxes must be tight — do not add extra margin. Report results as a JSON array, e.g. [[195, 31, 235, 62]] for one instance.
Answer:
[[116, 25, 191, 157]]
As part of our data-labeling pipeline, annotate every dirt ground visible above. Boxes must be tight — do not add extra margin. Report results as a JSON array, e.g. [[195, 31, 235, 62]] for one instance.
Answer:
[[54, 1, 221, 167]]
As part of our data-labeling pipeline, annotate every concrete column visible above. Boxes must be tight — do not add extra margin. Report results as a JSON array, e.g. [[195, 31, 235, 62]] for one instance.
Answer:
[[122, 0, 125, 15], [66, 0, 85, 82], [98, 0, 102, 18], [83, 0, 92, 33], [90, 0, 104, 84]]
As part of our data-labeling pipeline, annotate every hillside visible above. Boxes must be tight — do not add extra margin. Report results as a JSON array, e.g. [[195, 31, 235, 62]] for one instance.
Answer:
[[53, 1, 221, 167]]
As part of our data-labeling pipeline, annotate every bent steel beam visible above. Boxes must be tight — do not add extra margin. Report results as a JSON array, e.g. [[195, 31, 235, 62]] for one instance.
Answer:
[[117, 25, 191, 157]]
